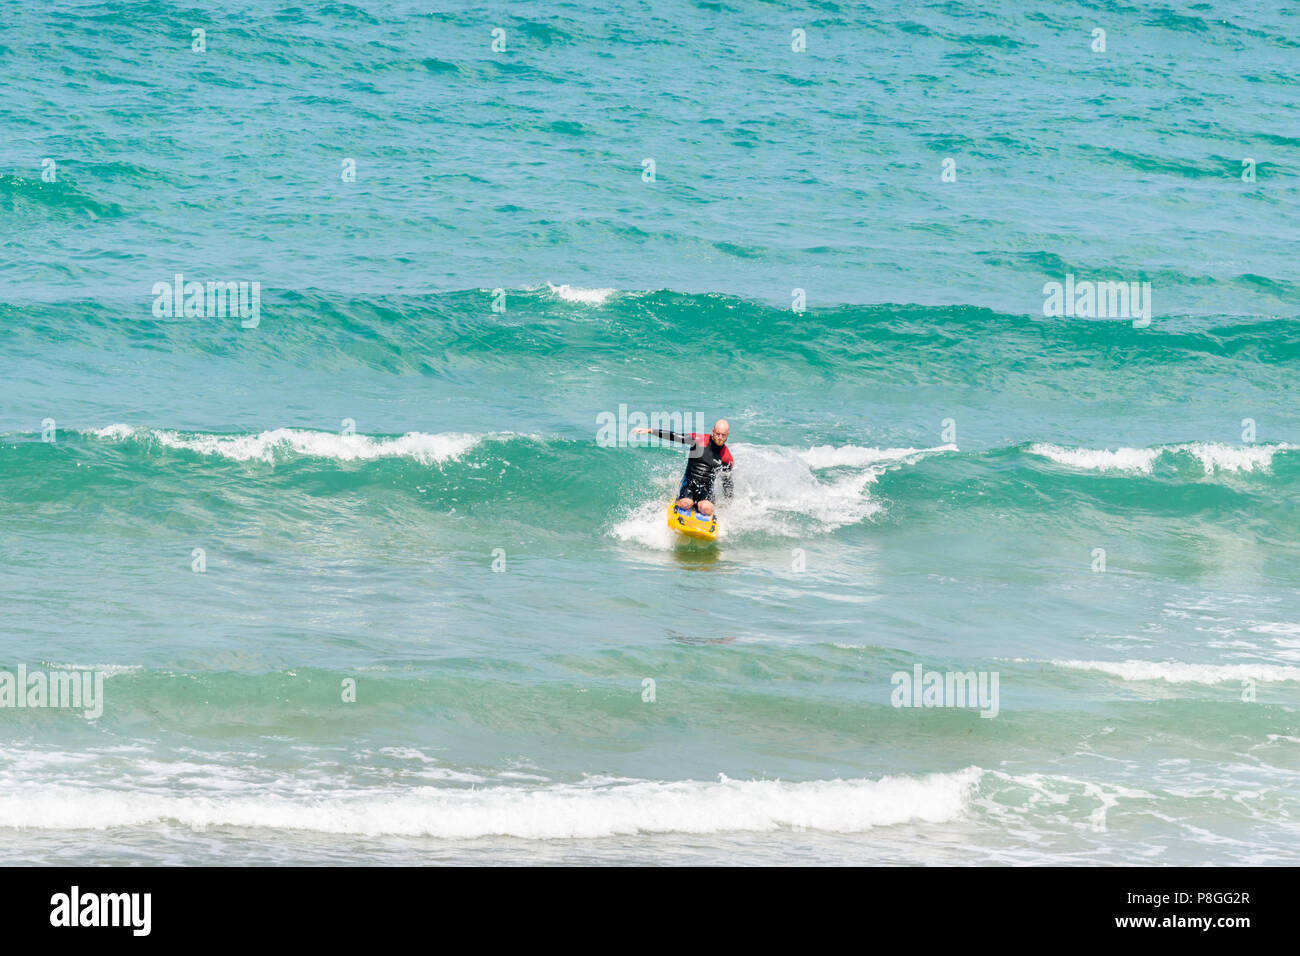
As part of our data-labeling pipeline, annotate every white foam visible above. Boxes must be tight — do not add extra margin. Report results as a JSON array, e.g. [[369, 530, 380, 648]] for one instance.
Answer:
[[0, 768, 982, 838], [612, 497, 687, 549], [978, 770, 1155, 831], [88, 423, 134, 440], [42, 664, 140, 677], [1028, 443, 1160, 473], [1182, 441, 1293, 474], [546, 282, 617, 306], [89, 425, 480, 466], [614, 442, 945, 548], [373, 749, 487, 783], [1028, 442, 1295, 476], [1049, 659, 1300, 684], [799, 444, 957, 469]]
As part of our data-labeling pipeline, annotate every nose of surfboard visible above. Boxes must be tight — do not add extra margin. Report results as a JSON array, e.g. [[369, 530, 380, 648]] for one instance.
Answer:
[[667, 501, 718, 542]]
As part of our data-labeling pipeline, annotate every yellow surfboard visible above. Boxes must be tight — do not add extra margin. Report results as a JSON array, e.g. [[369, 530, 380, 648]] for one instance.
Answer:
[[667, 502, 718, 542]]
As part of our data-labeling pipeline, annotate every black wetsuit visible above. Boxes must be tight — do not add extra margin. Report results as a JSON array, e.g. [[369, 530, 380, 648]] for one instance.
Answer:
[[651, 429, 735, 504]]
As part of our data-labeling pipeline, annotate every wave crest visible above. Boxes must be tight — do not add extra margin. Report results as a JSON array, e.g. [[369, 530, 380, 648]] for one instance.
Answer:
[[88, 425, 481, 465], [0, 768, 983, 838], [612, 443, 952, 547], [1028, 441, 1296, 475], [1047, 659, 1300, 684]]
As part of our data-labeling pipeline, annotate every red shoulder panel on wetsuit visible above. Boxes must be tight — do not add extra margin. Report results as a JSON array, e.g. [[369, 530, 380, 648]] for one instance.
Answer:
[[721, 446, 734, 466]]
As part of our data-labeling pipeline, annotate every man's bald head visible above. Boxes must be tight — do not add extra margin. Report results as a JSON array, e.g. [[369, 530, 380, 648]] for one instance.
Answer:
[[711, 419, 730, 444]]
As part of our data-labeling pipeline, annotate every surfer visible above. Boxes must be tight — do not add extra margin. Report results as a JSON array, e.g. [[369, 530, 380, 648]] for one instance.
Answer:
[[632, 419, 734, 516]]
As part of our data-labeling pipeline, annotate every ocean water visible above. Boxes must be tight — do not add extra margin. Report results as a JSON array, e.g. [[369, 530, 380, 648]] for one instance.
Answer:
[[2, 0, 1298, 865]]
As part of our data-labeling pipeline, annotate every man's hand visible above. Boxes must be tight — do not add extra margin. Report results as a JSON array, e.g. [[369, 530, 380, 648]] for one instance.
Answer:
[[630, 427, 651, 436]]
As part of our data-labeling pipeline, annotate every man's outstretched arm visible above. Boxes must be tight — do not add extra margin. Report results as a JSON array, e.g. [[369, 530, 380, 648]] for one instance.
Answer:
[[631, 427, 695, 446]]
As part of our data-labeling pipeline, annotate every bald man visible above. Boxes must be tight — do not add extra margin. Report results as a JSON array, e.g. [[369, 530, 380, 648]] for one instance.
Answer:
[[632, 419, 734, 516]]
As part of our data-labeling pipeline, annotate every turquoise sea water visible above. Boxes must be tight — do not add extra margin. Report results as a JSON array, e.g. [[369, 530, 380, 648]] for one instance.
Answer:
[[1, 0, 1298, 864]]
